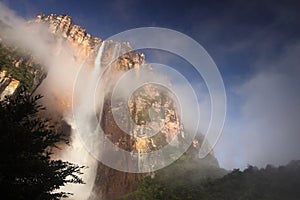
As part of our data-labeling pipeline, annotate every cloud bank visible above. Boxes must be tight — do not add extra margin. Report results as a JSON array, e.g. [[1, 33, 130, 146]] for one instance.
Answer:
[[216, 41, 300, 169]]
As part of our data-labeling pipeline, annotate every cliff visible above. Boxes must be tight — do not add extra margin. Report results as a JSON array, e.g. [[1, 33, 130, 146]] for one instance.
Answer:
[[0, 13, 219, 200], [34, 13, 144, 69], [0, 42, 45, 96]]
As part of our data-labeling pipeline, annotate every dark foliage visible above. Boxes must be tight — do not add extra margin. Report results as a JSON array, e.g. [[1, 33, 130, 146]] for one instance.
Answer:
[[0, 43, 45, 92], [121, 158, 300, 200], [0, 89, 84, 200]]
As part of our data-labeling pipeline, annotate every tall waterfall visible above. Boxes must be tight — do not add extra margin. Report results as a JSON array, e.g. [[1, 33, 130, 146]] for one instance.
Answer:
[[59, 41, 108, 200]]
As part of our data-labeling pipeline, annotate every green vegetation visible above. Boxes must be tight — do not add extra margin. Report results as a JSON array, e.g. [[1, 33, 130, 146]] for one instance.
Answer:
[[0, 44, 45, 92], [120, 158, 300, 200], [120, 153, 226, 200], [0, 89, 84, 200]]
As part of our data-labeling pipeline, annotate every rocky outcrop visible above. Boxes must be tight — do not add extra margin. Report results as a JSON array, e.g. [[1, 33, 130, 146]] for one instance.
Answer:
[[35, 13, 101, 60], [34, 13, 145, 70], [0, 70, 19, 100], [93, 83, 186, 199], [0, 42, 45, 99], [0, 13, 220, 200], [93, 80, 220, 199]]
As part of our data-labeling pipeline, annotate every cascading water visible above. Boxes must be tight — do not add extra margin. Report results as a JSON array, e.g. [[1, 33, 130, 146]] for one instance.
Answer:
[[59, 41, 108, 200]]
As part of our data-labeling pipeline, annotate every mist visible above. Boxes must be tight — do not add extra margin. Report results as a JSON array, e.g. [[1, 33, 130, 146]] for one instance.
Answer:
[[2, 1, 300, 197], [0, 2, 99, 199], [215, 41, 300, 170], [0, 5, 198, 197]]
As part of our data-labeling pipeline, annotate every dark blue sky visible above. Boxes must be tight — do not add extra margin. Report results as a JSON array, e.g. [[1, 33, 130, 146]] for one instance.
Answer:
[[2, 0, 300, 169], [3, 0, 300, 82]]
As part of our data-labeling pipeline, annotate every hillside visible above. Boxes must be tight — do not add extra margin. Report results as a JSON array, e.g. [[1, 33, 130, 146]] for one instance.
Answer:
[[121, 160, 300, 200]]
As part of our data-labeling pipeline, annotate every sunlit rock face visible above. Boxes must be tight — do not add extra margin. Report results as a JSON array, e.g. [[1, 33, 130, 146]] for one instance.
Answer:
[[0, 13, 219, 200], [129, 84, 183, 151], [30, 14, 144, 117], [34, 13, 145, 68], [93, 83, 186, 199], [0, 70, 19, 100], [0, 42, 45, 100], [35, 13, 101, 60], [93, 78, 218, 199]]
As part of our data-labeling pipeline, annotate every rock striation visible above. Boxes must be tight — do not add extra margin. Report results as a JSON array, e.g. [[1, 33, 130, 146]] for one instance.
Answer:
[[34, 13, 145, 70], [0, 70, 19, 100], [0, 13, 219, 200], [35, 13, 101, 58]]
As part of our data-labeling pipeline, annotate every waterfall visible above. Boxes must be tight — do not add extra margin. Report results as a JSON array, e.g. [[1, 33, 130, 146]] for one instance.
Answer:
[[94, 40, 106, 69], [59, 40, 126, 199], [112, 42, 121, 63], [59, 41, 107, 200]]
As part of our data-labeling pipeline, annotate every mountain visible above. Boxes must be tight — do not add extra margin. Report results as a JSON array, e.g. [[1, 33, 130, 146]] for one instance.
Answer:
[[0, 13, 222, 200]]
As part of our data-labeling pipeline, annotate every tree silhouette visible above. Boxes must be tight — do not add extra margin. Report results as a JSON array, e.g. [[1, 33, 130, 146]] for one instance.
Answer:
[[0, 89, 84, 200]]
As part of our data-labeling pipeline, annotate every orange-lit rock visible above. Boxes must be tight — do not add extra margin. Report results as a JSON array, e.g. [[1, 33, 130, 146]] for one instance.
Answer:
[[0, 70, 20, 100]]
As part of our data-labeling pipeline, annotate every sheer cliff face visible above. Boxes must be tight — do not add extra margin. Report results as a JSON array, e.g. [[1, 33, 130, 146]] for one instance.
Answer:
[[0, 14, 219, 200], [35, 13, 101, 60], [94, 83, 187, 199], [31, 13, 145, 117], [34, 13, 145, 70]]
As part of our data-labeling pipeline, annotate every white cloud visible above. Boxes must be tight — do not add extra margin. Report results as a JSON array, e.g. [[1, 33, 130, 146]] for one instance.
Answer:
[[215, 42, 300, 169]]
